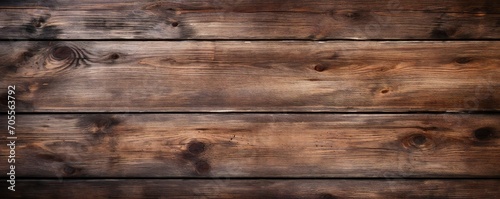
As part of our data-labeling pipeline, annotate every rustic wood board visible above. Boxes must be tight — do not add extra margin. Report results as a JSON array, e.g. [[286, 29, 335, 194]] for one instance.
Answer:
[[2, 179, 499, 198], [1, 114, 498, 178], [1, 41, 499, 112], [0, 0, 498, 39]]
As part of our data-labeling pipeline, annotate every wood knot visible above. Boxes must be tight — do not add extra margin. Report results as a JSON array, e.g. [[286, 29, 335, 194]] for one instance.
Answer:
[[344, 12, 361, 19], [32, 17, 46, 28], [171, 22, 179, 27], [402, 134, 432, 150], [455, 57, 473, 64], [195, 160, 210, 174], [314, 64, 327, 72], [47, 44, 92, 69], [188, 141, 206, 155], [380, 89, 390, 94], [411, 134, 427, 146], [474, 127, 495, 141], [77, 115, 121, 138], [62, 164, 80, 176], [109, 53, 120, 60], [52, 46, 73, 61]]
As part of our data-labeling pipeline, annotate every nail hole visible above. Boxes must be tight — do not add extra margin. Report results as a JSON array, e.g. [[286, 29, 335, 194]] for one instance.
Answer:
[[188, 141, 206, 155], [171, 22, 179, 27], [474, 127, 495, 140]]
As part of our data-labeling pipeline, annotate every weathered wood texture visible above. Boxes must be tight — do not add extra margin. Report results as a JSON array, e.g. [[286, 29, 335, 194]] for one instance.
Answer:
[[1, 114, 498, 178], [1, 41, 499, 112], [0, 0, 498, 39], [2, 179, 500, 199]]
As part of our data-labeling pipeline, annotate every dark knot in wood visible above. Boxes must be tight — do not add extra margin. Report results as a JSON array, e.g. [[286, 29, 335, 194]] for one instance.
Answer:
[[63, 164, 79, 175], [402, 133, 431, 150], [314, 64, 327, 72], [188, 141, 206, 155], [195, 160, 210, 174], [411, 134, 427, 146], [51, 46, 73, 60], [474, 127, 495, 141], [47, 44, 93, 69]]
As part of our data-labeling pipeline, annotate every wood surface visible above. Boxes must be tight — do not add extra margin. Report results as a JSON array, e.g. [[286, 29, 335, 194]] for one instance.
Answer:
[[1, 114, 498, 178], [1, 0, 499, 198], [1, 41, 499, 112], [2, 179, 500, 199], [0, 0, 498, 39]]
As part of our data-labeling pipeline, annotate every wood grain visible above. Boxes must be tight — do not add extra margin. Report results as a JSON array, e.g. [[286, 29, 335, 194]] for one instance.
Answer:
[[1, 41, 499, 112], [1, 114, 498, 178], [2, 179, 500, 199], [0, 0, 498, 39]]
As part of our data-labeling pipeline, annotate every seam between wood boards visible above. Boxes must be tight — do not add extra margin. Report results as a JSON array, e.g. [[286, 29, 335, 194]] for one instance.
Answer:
[[6, 111, 500, 115], [6, 177, 500, 180], [1, 39, 500, 42]]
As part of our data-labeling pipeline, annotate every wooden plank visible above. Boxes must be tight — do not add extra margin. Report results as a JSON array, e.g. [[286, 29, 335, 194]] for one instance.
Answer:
[[2, 179, 499, 198], [0, 114, 498, 178], [0, 0, 498, 39], [1, 41, 499, 112]]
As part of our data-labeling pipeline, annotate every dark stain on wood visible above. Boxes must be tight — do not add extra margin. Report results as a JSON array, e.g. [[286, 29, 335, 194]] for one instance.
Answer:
[[22, 15, 62, 39], [178, 140, 212, 175], [319, 193, 338, 199], [430, 29, 449, 39], [344, 11, 363, 20], [194, 159, 211, 174], [77, 115, 121, 144], [37, 153, 65, 162]]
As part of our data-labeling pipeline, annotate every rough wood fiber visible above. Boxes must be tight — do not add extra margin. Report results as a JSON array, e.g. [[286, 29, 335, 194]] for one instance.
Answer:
[[1, 41, 499, 112], [0, 0, 498, 39], [2, 180, 500, 199], [0, 114, 498, 178]]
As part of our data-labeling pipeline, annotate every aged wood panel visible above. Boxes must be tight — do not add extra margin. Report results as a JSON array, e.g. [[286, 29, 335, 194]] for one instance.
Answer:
[[0, 0, 498, 39], [0, 114, 498, 178], [2, 179, 499, 198], [1, 41, 499, 112]]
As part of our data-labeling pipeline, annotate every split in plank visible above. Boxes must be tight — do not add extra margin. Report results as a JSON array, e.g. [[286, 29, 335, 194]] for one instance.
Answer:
[[0, 0, 498, 39], [1, 41, 499, 112], [0, 114, 498, 178]]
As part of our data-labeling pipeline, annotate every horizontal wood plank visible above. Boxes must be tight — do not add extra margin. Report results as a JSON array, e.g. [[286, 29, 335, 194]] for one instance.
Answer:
[[0, 0, 498, 39], [1, 41, 499, 112], [2, 179, 500, 198], [1, 114, 499, 178]]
